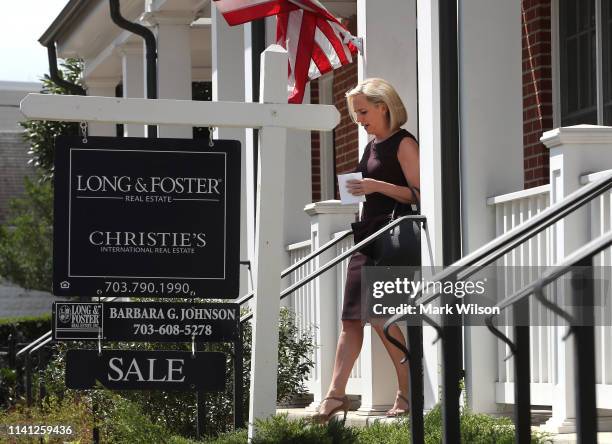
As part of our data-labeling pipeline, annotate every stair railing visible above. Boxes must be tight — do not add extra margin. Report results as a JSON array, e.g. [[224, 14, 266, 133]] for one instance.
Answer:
[[383, 172, 612, 444]]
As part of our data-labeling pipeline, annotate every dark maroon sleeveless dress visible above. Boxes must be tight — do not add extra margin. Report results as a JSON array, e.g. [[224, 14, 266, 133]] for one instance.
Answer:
[[341, 129, 418, 320]]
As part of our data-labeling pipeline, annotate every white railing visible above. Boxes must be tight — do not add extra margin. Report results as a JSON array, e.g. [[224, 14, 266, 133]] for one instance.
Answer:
[[582, 170, 612, 401], [488, 169, 612, 408], [488, 184, 556, 405], [285, 239, 317, 389], [284, 232, 365, 395]]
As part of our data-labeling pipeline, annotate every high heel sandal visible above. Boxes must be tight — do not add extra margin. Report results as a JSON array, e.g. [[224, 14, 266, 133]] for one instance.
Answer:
[[311, 396, 350, 424], [385, 393, 410, 418]]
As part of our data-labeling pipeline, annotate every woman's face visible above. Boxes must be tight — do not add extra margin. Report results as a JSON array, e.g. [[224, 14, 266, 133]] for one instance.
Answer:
[[351, 94, 389, 137]]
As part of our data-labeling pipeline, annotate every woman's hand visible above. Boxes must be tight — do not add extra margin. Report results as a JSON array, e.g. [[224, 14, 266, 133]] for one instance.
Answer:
[[346, 178, 379, 196]]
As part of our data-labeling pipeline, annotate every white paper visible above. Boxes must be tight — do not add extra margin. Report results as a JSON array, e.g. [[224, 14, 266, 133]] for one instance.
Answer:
[[338, 172, 366, 204]]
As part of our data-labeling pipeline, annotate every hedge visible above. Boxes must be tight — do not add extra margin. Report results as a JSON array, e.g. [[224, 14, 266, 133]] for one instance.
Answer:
[[0, 313, 51, 345]]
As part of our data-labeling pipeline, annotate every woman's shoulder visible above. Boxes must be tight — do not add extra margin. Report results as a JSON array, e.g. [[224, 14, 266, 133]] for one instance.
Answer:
[[397, 128, 418, 145], [397, 131, 419, 162]]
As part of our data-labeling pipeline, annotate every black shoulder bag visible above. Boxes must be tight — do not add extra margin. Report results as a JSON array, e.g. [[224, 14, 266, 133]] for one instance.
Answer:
[[351, 184, 421, 266]]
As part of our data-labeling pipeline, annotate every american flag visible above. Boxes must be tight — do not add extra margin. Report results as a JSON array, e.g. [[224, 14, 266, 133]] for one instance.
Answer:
[[213, 0, 359, 103]]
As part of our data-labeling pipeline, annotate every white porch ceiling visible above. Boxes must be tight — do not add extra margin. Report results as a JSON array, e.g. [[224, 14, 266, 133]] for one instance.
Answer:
[[47, 0, 354, 84]]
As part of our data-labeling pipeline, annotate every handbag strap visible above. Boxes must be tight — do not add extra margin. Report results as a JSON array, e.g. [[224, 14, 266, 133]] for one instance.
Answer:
[[391, 183, 421, 219]]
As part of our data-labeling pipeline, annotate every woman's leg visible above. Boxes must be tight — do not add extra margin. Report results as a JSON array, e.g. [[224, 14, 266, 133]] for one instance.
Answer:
[[317, 319, 364, 415], [372, 322, 410, 413]]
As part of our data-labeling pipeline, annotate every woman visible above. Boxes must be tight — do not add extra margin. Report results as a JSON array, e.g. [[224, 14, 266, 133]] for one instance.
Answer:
[[313, 78, 420, 423]]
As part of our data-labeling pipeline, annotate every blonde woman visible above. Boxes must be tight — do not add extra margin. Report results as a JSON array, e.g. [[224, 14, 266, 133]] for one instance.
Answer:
[[313, 78, 420, 423]]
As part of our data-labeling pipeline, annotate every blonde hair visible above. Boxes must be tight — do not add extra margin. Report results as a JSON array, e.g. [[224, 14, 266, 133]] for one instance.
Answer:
[[345, 78, 407, 132]]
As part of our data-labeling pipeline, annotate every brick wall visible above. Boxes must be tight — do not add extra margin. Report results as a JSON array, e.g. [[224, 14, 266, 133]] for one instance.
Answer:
[[522, 0, 553, 188], [332, 62, 359, 198], [0, 132, 35, 224]]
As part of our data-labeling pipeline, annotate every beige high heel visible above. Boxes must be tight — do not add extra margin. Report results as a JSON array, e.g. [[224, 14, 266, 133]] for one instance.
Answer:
[[386, 392, 410, 417], [311, 396, 350, 424]]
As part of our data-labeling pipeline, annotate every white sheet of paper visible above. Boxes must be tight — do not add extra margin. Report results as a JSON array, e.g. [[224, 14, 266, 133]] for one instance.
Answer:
[[338, 172, 366, 204]]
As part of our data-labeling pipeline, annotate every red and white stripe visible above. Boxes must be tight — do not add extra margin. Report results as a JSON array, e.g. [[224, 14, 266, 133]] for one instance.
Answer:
[[213, 0, 358, 103], [212, 0, 296, 25]]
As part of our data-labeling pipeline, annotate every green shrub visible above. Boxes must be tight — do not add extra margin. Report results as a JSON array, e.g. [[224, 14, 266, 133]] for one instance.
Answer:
[[202, 429, 248, 444], [0, 367, 18, 409], [251, 414, 357, 444], [0, 394, 92, 443], [101, 394, 170, 443], [356, 418, 410, 444], [0, 392, 211, 443], [0, 313, 51, 344], [0, 177, 53, 292], [422, 404, 551, 444], [276, 309, 315, 403], [37, 307, 315, 440]]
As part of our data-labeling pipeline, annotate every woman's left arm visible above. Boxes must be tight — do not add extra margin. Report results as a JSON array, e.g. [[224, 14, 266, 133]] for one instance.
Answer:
[[356, 137, 419, 203]]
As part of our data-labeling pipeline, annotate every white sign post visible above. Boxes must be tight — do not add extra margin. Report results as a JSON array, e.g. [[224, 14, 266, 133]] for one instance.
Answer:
[[20, 45, 339, 440]]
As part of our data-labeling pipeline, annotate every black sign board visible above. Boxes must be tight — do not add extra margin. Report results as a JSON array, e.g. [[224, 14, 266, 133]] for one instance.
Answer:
[[65, 349, 226, 391], [53, 136, 240, 299], [53, 302, 239, 342]]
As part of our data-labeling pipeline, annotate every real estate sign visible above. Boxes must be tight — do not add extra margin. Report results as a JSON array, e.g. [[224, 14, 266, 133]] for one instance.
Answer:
[[52, 136, 240, 299], [52, 301, 240, 342], [65, 349, 226, 391]]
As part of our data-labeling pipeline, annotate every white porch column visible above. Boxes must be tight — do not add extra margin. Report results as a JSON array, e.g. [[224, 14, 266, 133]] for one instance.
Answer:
[[356, 0, 423, 413], [458, 0, 524, 414], [541, 125, 612, 433], [118, 43, 145, 137], [145, 10, 194, 138], [212, 6, 249, 298], [357, 0, 418, 149], [304, 201, 358, 409], [416, 0, 443, 409], [84, 77, 119, 136]]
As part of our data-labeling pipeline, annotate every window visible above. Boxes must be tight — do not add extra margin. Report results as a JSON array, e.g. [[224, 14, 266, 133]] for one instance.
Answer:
[[603, 0, 612, 123], [559, 0, 611, 125]]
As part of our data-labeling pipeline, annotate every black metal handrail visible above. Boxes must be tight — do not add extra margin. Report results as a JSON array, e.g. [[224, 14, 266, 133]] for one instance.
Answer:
[[235, 230, 353, 307], [383, 173, 612, 340], [282, 230, 353, 278], [486, 230, 612, 321], [483, 230, 612, 443], [382, 172, 612, 444], [240, 215, 427, 323]]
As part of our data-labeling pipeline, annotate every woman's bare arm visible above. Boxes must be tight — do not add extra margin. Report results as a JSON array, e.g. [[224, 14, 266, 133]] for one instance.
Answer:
[[346, 137, 420, 204]]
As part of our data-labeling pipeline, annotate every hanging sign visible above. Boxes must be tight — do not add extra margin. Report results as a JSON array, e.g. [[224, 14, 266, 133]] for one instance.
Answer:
[[65, 349, 226, 391], [53, 301, 102, 340], [52, 302, 239, 342], [52, 136, 240, 299]]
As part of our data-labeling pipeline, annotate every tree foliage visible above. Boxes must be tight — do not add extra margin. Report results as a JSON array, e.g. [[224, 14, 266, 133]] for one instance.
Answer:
[[19, 58, 83, 180], [0, 177, 53, 291], [0, 59, 82, 289]]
